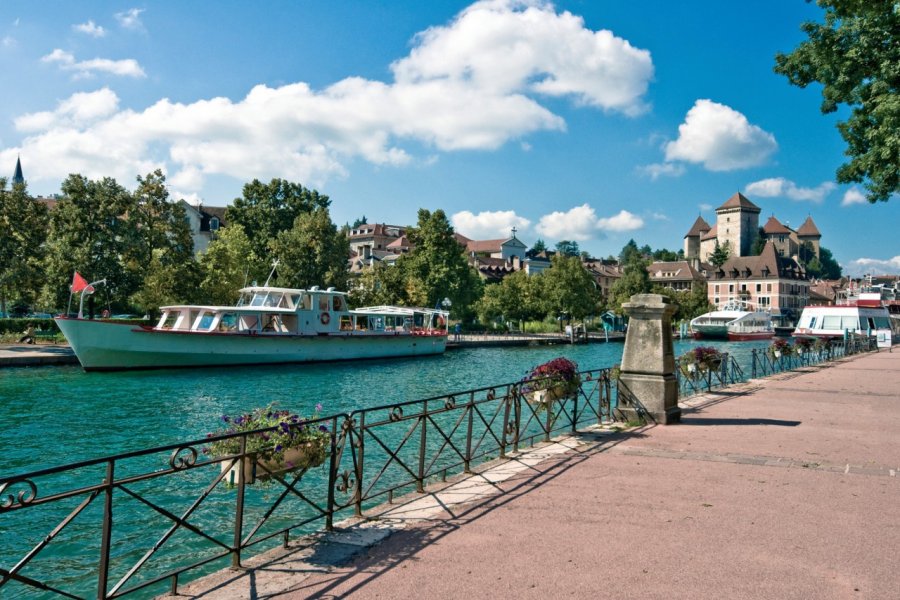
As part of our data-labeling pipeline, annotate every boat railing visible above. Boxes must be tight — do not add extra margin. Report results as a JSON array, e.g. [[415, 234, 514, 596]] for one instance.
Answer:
[[0, 367, 616, 599]]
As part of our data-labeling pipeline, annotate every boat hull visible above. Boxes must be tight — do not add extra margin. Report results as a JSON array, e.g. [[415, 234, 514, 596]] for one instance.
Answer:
[[55, 318, 447, 371], [690, 326, 729, 340], [727, 330, 775, 341]]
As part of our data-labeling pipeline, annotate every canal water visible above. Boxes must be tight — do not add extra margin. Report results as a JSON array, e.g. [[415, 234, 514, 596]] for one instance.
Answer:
[[1, 338, 769, 472]]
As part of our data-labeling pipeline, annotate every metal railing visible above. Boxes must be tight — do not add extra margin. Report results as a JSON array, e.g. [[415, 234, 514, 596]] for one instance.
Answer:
[[676, 352, 745, 397], [749, 336, 877, 378], [0, 367, 615, 599]]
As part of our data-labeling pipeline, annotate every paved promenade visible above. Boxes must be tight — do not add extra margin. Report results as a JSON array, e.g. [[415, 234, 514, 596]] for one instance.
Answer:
[[0, 343, 77, 367], [170, 349, 899, 600]]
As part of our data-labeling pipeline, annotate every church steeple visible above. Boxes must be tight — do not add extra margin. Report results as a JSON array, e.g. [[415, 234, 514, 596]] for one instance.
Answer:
[[12, 156, 24, 186]]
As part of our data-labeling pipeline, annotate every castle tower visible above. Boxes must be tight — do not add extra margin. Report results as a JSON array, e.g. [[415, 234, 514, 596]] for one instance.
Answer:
[[683, 215, 710, 259], [796, 216, 821, 259], [715, 192, 760, 257]]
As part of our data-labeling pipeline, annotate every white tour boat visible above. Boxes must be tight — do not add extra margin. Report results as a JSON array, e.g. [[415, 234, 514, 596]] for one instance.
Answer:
[[689, 301, 774, 341], [792, 291, 893, 342], [55, 286, 449, 371]]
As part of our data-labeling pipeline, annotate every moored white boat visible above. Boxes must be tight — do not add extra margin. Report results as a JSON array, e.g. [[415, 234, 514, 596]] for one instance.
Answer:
[[792, 303, 892, 341], [55, 286, 449, 371], [689, 301, 774, 341]]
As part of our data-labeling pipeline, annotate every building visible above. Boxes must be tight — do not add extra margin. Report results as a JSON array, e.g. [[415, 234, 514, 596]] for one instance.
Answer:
[[683, 216, 711, 259], [707, 242, 809, 321], [582, 259, 622, 302], [348, 223, 406, 260], [647, 260, 707, 293], [12, 156, 24, 186], [178, 200, 227, 254]]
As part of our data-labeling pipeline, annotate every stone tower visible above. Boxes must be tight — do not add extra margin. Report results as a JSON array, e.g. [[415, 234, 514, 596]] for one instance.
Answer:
[[796, 216, 821, 259], [683, 215, 710, 260], [715, 192, 760, 257]]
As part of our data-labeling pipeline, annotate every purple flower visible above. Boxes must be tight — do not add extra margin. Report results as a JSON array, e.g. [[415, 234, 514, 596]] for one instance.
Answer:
[[315, 403, 323, 412], [319, 425, 329, 432], [222, 415, 230, 423]]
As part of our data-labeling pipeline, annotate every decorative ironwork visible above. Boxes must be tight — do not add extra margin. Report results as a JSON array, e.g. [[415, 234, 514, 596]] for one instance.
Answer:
[[389, 406, 404, 422], [169, 446, 198, 470], [0, 479, 37, 510]]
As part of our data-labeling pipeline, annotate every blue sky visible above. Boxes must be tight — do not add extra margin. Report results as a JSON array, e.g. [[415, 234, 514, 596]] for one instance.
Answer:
[[1, 1, 897, 276]]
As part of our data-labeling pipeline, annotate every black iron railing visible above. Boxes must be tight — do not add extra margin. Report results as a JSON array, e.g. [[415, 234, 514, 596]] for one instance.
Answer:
[[0, 367, 615, 599], [676, 352, 745, 397], [749, 336, 877, 378]]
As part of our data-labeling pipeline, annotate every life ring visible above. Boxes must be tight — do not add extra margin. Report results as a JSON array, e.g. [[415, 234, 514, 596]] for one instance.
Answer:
[[320, 313, 331, 325]]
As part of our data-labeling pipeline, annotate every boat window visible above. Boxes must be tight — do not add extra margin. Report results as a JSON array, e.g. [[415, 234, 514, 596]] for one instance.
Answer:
[[841, 316, 860, 330], [333, 296, 344, 311], [240, 314, 260, 331], [355, 316, 367, 331], [370, 316, 384, 331], [874, 316, 890, 328], [218, 313, 238, 331], [318, 296, 329, 311], [195, 312, 215, 331], [809, 317, 817, 329], [300, 294, 312, 311], [158, 312, 178, 330], [822, 315, 841, 330], [290, 294, 301, 309], [340, 315, 352, 331], [250, 293, 265, 307]]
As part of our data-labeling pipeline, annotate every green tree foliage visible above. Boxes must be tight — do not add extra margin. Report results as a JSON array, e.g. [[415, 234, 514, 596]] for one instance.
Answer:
[[750, 228, 767, 255], [349, 261, 407, 308], [541, 254, 598, 322], [609, 249, 650, 312], [399, 208, 483, 317], [271, 207, 350, 290], [0, 178, 48, 314], [618, 239, 642, 265], [351, 215, 368, 228], [709, 241, 731, 267], [799, 243, 842, 279], [198, 226, 258, 305], [42, 175, 135, 311], [774, 1, 899, 202], [226, 178, 330, 269], [555, 239, 580, 257], [475, 270, 545, 327], [527, 238, 547, 257], [129, 248, 199, 317], [654, 282, 712, 322], [651, 247, 684, 262]]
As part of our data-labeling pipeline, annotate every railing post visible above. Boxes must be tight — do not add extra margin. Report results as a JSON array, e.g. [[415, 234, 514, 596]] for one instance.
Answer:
[[355, 412, 365, 517], [751, 349, 757, 378], [232, 435, 247, 569], [417, 401, 428, 493], [499, 390, 511, 459], [325, 415, 339, 531], [96, 460, 114, 600], [464, 394, 474, 473], [570, 386, 578, 434]]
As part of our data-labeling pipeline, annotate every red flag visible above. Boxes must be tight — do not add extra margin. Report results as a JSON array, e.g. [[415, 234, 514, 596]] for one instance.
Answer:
[[71, 272, 89, 293]]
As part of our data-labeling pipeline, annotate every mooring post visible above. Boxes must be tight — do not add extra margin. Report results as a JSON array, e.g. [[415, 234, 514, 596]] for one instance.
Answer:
[[614, 293, 680, 425]]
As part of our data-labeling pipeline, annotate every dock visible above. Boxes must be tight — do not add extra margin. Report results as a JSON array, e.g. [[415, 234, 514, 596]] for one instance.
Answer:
[[166, 348, 899, 599], [0, 344, 78, 367]]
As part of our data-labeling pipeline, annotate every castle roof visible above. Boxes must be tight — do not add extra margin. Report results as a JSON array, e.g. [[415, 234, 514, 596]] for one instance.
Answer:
[[684, 215, 711, 238], [713, 242, 805, 281], [762, 215, 792, 235], [700, 224, 718, 241], [797, 216, 821, 237], [717, 192, 760, 213]]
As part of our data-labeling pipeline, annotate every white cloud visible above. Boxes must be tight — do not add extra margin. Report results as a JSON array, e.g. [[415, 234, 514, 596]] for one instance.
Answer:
[[744, 177, 836, 203], [536, 204, 598, 241], [638, 161, 685, 180], [11, 1, 653, 193], [115, 8, 145, 30], [74, 20, 106, 37], [841, 187, 868, 206], [15, 88, 120, 131], [649, 212, 669, 221], [42, 49, 146, 78], [663, 99, 777, 171], [845, 256, 900, 277], [597, 209, 643, 231], [2, 35, 15, 48], [451, 210, 530, 239]]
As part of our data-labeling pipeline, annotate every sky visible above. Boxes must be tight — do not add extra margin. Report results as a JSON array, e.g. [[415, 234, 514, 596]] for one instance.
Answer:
[[1, 0, 898, 277]]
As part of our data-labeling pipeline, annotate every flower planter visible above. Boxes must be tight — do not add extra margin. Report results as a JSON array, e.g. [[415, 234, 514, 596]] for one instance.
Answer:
[[220, 441, 328, 486], [527, 385, 570, 405], [774, 350, 782, 358]]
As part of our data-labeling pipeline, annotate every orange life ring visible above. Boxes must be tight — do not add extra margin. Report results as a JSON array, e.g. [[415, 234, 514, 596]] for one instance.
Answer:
[[320, 313, 331, 325]]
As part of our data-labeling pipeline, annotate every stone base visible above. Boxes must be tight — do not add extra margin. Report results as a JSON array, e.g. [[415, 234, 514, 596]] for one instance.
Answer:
[[615, 373, 680, 425]]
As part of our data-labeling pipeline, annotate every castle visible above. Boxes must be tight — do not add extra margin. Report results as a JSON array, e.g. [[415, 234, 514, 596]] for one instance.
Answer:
[[684, 192, 821, 263]]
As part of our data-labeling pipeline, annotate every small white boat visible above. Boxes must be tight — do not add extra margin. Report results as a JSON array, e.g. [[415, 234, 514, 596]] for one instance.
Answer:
[[690, 301, 774, 341], [55, 286, 449, 371]]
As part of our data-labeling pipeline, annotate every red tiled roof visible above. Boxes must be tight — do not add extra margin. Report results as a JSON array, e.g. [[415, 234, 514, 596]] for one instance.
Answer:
[[714, 242, 805, 280], [684, 215, 711, 238], [717, 192, 760, 212], [700, 224, 718, 241], [762, 215, 791, 235], [797, 216, 821, 237]]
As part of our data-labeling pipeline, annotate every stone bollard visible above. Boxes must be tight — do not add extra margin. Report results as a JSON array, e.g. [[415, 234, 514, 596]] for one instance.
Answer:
[[614, 293, 680, 425]]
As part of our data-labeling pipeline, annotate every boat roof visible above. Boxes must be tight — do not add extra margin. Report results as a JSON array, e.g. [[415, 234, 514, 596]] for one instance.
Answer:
[[352, 305, 448, 316], [238, 286, 348, 296]]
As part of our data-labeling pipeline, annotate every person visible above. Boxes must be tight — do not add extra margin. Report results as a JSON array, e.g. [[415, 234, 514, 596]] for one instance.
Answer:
[[454, 322, 461, 342], [18, 325, 35, 344]]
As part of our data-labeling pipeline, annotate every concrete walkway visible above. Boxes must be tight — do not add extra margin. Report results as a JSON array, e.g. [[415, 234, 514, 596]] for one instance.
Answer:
[[0, 343, 77, 367], [170, 350, 899, 600]]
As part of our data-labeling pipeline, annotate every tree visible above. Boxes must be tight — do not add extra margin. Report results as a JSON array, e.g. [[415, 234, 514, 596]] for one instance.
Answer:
[[750, 228, 768, 255], [651, 247, 682, 262], [0, 178, 48, 314], [555, 240, 580, 257], [42, 175, 135, 311], [774, 1, 899, 202], [198, 226, 258, 305], [527, 238, 547, 258], [351, 216, 368, 228], [399, 208, 483, 317], [608, 251, 650, 312], [541, 254, 598, 323], [349, 261, 407, 308], [799, 243, 842, 279], [226, 178, 330, 269], [271, 207, 350, 290], [475, 270, 545, 328], [709, 241, 731, 268], [618, 239, 642, 265]]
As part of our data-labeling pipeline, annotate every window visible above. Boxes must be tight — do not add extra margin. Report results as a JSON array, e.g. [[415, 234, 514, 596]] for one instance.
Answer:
[[756, 283, 761, 293], [333, 296, 344, 311], [729, 284, 734, 292], [318, 296, 329, 312], [209, 217, 219, 231]]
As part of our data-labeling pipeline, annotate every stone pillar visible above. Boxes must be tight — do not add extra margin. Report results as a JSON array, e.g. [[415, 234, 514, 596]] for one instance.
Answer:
[[614, 293, 680, 424]]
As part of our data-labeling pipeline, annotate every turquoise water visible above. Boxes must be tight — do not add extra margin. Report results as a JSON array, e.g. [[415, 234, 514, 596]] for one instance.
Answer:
[[1, 339, 769, 473], [0, 338, 770, 599]]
